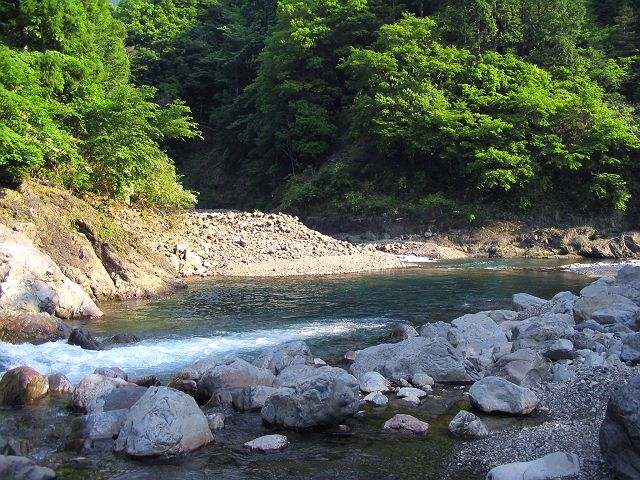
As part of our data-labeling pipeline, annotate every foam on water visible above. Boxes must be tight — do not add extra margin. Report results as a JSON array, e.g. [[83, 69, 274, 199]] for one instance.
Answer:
[[0, 318, 389, 383]]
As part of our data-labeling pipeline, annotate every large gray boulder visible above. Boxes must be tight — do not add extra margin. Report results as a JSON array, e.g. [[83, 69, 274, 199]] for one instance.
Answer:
[[448, 313, 510, 369], [448, 410, 489, 438], [574, 293, 640, 327], [72, 374, 143, 414], [252, 341, 314, 374], [197, 358, 275, 402], [469, 376, 539, 415], [350, 337, 477, 383], [512, 314, 575, 352], [261, 365, 361, 430], [230, 385, 292, 411], [0, 224, 102, 319], [486, 452, 580, 480], [513, 293, 548, 312], [69, 409, 129, 452], [490, 348, 550, 387], [115, 386, 213, 457], [0, 455, 56, 480], [419, 321, 452, 339], [600, 376, 640, 479]]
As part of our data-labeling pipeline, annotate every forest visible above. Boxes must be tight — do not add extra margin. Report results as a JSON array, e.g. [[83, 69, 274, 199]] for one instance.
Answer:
[[2, 0, 640, 222]]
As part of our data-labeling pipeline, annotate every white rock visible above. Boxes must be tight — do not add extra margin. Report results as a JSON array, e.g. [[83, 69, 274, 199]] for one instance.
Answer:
[[359, 372, 391, 393], [396, 387, 427, 398], [486, 452, 580, 480], [364, 391, 389, 406], [411, 373, 434, 389], [244, 434, 289, 452], [382, 414, 429, 435]]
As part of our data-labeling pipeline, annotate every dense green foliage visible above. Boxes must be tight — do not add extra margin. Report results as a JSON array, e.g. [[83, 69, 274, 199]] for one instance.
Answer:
[[0, 0, 198, 206], [4, 0, 640, 218]]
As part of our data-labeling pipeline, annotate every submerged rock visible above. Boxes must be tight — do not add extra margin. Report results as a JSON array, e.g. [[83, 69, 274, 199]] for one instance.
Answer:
[[350, 337, 477, 383], [448, 410, 489, 438], [68, 328, 103, 351], [0, 366, 49, 407], [600, 375, 640, 479], [469, 376, 539, 415], [115, 386, 213, 457], [486, 452, 580, 480], [261, 365, 360, 430], [244, 434, 289, 452], [382, 414, 429, 435], [0, 455, 56, 480]]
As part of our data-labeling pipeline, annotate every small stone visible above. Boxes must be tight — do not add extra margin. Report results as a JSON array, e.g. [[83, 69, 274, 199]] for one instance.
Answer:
[[48, 373, 74, 395], [206, 413, 225, 431], [448, 410, 489, 438], [344, 351, 357, 362], [364, 391, 389, 406], [359, 372, 391, 393], [244, 434, 289, 452], [396, 387, 427, 398], [382, 414, 429, 435], [411, 373, 435, 389]]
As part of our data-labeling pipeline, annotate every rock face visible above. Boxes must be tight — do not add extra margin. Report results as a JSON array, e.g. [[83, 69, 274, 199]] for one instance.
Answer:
[[0, 312, 70, 344], [261, 365, 361, 430], [469, 376, 539, 415], [252, 341, 314, 375], [197, 358, 275, 402], [244, 434, 289, 452], [0, 455, 56, 480], [600, 376, 640, 479], [448, 410, 489, 438], [486, 452, 580, 480], [115, 387, 213, 457], [350, 337, 476, 383], [0, 224, 102, 319], [382, 414, 430, 435], [0, 366, 49, 406]]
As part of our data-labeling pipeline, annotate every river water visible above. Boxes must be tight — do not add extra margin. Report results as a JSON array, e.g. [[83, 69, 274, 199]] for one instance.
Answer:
[[0, 258, 594, 480]]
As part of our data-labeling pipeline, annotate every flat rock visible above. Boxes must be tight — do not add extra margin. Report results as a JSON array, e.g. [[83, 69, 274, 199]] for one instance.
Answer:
[[382, 414, 429, 435], [350, 337, 477, 384], [469, 376, 539, 415], [244, 434, 289, 452], [486, 451, 580, 480]]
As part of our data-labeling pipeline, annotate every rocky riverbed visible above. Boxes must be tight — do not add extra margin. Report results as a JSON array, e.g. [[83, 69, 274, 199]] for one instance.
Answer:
[[1, 264, 640, 479]]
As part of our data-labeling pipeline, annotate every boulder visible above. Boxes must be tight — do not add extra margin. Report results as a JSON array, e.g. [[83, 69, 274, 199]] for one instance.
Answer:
[[244, 434, 289, 452], [72, 374, 139, 413], [252, 341, 314, 375], [389, 323, 419, 341], [481, 310, 518, 324], [350, 337, 477, 384], [411, 373, 434, 389], [364, 391, 389, 406], [358, 372, 391, 393], [0, 455, 56, 480], [261, 365, 361, 430], [230, 385, 291, 411], [469, 376, 539, 415], [197, 358, 275, 402], [419, 321, 452, 339], [512, 314, 575, 352], [382, 414, 429, 435], [48, 373, 74, 396], [115, 386, 213, 457], [486, 452, 580, 480], [490, 349, 550, 387], [94, 367, 128, 381], [600, 376, 640, 479], [0, 312, 70, 345], [0, 224, 102, 319], [621, 333, 640, 364], [513, 293, 548, 312], [448, 410, 489, 438], [574, 293, 640, 327], [448, 313, 510, 369], [68, 409, 128, 452], [0, 366, 49, 407], [68, 328, 103, 351], [397, 395, 421, 407], [544, 339, 575, 361]]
